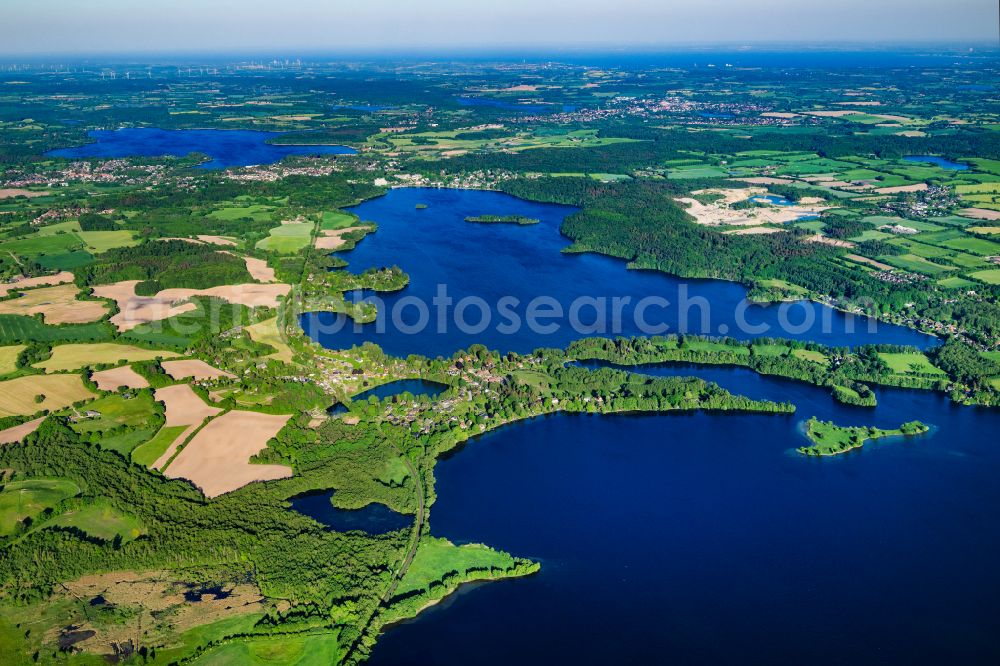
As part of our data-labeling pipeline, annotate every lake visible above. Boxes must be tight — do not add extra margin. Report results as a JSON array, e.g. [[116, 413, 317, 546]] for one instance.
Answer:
[[300, 188, 936, 358], [350, 379, 448, 402], [294, 187, 998, 664], [47, 128, 356, 169], [289, 490, 412, 535], [904, 155, 969, 171], [370, 367, 1000, 665]]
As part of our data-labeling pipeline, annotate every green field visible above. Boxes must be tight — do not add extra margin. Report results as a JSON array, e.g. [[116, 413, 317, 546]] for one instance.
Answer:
[[877, 352, 946, 377], [69, 393, 158, 436], [396, 537, 519, 597], [970, 269, 1000, 285], [0, 478, 81, 536], [131, 425, 188, 467], [320, 211, 358, 231], [190, 630, 341, 666], [256, 222, 314, 253], [0, 315, 113, 345], [209, 204, 274, 222], [45, 502, 144, 543]]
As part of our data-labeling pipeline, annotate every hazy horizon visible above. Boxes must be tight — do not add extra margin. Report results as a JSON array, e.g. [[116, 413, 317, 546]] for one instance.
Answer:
[[2, 0, 998, 57]]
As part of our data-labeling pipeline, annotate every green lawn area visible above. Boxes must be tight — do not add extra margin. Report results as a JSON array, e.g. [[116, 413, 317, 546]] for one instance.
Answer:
[[68, 392, 158, 436], [95, 427, 158, 458], [45, 502, 144, 543], [751, 343, 791, 357], [320, 211, 358, 231], [934, 236, 1000, 256], [970, 269, 1000, 285], [396, 537, 519, 597], [131, 425, 187, 467], [76, 230, 139, 253], [792, 348, 828, 365], [0, 315, 112, 345], [882, 254, 956, 276], [667, 165, 728, 179], [683, 340, 751, 355], [877, 352, 946, 376], [256, 222, 314, 253], [190, 630, 341, 666], [0, 478, 81, 536], [937, 276, 978, 289], [209, 204, 274, 222]]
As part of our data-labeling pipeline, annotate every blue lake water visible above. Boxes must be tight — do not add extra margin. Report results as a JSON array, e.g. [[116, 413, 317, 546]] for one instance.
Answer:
[[698, 111, 736, 119], [289, 490, 412, 535], [351, 379, 448, 402], [903, 155, 969, 171], [301, 188, 936, 358], [750, 194, 794, 206], [47, 128, 356, 169], [370, 367, 1000, 665]]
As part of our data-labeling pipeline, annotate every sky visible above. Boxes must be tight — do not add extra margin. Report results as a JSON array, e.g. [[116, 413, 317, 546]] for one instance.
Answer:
[[2, 0, 998, 56]]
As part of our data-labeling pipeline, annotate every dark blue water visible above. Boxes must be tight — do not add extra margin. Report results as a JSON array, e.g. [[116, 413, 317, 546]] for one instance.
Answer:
[[300, 188, 936, 357], [289, 490, 412, 535], [351, 379, 448, 402], [370, 368, 1000, 665], [47, 128, 356, 169], [904, 155, 969, 171], [698, 111, 736, 119]]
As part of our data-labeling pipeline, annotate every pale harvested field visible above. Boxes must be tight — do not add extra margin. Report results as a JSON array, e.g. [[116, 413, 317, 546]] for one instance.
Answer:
[[0, 374, 94, 417], [805, 234, 856, 249], [157, 384, 220, 427], [153, 384, 222, 469], [896, 130, 927, 137], [0, 188, 45, 199], [968, 226, 1000, 235], [197, 235, 238, 246], [959, 208, 1000, 221], [91, 365, 150, 391], [244, 256, 276, 282], [725, 226, 784, 235], [94, 280, 289, 331], [0, 345, 24, 375], [0, 283, 108, 324], [0, 271, 74, 297], [314, 226, 370, 250], [846, 254, 895, 271], [834, 101, 881, 106], [161, 359, 236, 381], [0, 417, 44, 444], [164, 410, 293, 498], [35, 343, 178, 372], [761, 112, 798, 119], [875, 183, 928, 195]]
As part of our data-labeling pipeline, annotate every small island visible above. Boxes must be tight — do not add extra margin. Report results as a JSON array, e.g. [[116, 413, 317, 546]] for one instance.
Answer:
[[797, 417, 929, 456], [464, 215, 540, 225], [415, 203, 428, 209]]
